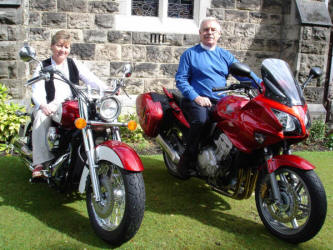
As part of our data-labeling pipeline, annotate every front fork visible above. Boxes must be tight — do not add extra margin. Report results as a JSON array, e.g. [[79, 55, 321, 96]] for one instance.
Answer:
[[264, 148, 282, 204], [82, 127, 102, 201]]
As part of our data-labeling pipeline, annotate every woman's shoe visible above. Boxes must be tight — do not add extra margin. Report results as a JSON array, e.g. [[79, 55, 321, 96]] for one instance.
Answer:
[[32, 165, 44, 178]]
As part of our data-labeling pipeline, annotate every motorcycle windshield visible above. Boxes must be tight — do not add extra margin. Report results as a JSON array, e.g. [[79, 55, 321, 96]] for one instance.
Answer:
[[261, 58, 305, 106]]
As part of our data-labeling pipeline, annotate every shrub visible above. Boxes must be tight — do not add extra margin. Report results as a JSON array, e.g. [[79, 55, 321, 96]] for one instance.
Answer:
[[118, 113, 146, 144], [326, 133, 333, 151], [308, 119, 326, 143], [0, 84, 27, 153]]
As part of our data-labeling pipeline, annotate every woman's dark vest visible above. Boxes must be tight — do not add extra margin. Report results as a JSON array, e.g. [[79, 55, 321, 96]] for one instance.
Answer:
[[42, 58, 79, 103]]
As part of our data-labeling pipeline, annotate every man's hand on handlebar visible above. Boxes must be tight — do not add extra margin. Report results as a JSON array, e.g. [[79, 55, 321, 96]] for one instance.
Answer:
[[194, 96, 212, 107]]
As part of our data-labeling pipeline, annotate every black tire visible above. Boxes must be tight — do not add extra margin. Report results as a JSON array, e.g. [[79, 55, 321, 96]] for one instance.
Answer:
[[255, 167, 327, 243], [162, 127, 189, 180], [86, 161, 145, 246]]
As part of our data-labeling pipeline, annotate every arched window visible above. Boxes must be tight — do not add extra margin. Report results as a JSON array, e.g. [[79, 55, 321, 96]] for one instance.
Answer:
[[114, 0, 209, 34]]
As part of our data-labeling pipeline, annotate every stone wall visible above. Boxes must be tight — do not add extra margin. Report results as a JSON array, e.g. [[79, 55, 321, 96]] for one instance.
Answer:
[[0, 0, 332, 118]]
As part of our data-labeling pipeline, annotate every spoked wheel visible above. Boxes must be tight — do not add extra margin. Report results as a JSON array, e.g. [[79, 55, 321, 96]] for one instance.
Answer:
[[162, 127, 188, 180], [86, 161, 145, 246], [255, 167, 327, 243]]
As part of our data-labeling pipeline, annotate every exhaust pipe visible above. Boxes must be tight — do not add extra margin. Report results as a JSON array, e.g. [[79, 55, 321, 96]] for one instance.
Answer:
[[155, 134, 180, 164], [13, 138, 33, 170]]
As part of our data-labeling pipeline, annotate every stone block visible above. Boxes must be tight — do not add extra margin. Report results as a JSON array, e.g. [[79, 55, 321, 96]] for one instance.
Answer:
[[41, 13, 67, 28], [183, 34, 199, 46], [164, 34, 184, 46], [0, 25, 8, 40], [84, 30, 107, 43], [121, 78, 144, 95], [261, 0, 285, 14], [95, 44, 121, 61], [174, 47, 187, 61], [81, 60, 110, 78], [225, 9, 249, 22], [29, 28, 50, 41], [132, 32, 151, 45], [121, 45, 132, 61], [236, 0, 261, 11], [207, 8, 225, 21], [146, 46, 174, 63], [30, 0, 56, 11], [95, 14, 114, 28], [57, 0, 87, 12], [144, 78, 175, 92], [249, 12, 268, 24], [304, 86, 324, 103], [88, 1, 119, 13], [211, 0, 235, 9], [110, 62, 130, 77], [29, 41, 51, 59], [220, 21, 235, 37], [71, 43, 96, 60], [308, 103, 327, 121], [133, 63, 159, 78], [255, 24, 281, 39], [0, 43, 16, 60], [301, 41, 327, 54], [133, 46, 146, 62], [220, 37, 239, 50], [29, 12, 40, 26], [160, 64, 179, 77], [68, 13, 94, 29], [235, 23, 256, 38], [107, 31, 132, 44], [0, 8, 22, 24]]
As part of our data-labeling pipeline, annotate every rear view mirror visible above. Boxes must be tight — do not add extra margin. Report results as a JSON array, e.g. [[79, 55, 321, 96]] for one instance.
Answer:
[[19, 44, 36, 62], [229, 62, 251, 77]]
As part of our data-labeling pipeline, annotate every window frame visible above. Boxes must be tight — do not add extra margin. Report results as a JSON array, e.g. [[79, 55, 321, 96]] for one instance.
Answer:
[[114, 0, 209, 34]]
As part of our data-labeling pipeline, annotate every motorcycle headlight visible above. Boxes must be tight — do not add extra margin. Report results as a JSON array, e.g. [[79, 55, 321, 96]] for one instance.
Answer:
[[272, 109, 301, 135], [98, 96, 121, 122]]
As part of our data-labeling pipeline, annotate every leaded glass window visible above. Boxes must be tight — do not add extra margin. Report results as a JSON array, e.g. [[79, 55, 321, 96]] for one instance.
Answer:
[[132, 0, 159, 17], [168, 0, 193, 19]]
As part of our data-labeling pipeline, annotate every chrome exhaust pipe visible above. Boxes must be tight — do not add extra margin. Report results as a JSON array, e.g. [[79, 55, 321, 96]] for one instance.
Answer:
[[155, 134, 180, 164], [13, 138, 33, 169]]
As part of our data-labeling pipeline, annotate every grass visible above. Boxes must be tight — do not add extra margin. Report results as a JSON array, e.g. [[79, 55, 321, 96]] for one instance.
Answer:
[[0, 151, 332, 249]]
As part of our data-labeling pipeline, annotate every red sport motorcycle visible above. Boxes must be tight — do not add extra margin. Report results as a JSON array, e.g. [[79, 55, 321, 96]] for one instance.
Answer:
[[136, 58, 327, 243], [14, 45, 145, 246]]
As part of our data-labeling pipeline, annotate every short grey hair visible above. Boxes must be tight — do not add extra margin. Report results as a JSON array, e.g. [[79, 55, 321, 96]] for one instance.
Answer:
[[199, 17, 221, 32]]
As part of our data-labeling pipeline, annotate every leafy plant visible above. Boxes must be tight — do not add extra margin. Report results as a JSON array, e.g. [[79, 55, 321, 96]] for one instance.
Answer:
[[326, 133, 333, 151], [118, 113, 146, 144], [308, 119, 326, 143], [0, 84, 27, 153]]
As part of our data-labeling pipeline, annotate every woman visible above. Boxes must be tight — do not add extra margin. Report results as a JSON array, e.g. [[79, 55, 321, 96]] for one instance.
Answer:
[[31, 30, 107, 178]]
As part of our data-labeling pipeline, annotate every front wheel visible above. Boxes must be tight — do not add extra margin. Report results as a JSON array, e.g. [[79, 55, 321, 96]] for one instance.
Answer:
[[255, 167, 327, 243], [86, 161, 145, 246]]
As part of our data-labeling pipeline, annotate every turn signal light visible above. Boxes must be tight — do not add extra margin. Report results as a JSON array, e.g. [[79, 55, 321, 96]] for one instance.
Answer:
[[75, 118, 87, 129], [128, 120, 137, 131]]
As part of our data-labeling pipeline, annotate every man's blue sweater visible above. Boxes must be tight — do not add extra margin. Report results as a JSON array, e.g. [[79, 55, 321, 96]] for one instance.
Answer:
[[175, 44, 261, 101]]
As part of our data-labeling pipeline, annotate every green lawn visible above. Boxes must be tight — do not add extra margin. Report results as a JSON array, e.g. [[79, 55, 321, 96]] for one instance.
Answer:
[[0, 151, 332, 249]]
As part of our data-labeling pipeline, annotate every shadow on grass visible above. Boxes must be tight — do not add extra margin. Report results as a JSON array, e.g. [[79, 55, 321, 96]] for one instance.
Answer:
[[0, 156, 110, 248], [140, 155, 300, 249]]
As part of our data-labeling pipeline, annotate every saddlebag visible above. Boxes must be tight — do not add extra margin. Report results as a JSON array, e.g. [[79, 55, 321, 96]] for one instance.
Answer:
[[136, 92, 170, 137]]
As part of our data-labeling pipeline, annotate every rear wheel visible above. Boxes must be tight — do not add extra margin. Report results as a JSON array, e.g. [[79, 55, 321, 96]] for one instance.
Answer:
[[255, 167, 327, 243], [86, 161, 145, 246]]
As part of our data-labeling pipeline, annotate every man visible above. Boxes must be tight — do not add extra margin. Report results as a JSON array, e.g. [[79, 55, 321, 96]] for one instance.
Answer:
[[175, 17, 261, 177]]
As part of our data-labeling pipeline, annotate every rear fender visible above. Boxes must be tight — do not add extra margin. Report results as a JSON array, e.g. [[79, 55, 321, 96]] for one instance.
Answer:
[[266, 154, 315, 173], [78, 140, 144, 193]]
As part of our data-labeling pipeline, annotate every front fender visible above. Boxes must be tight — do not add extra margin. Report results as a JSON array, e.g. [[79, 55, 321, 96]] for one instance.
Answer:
[[78, 140, 144, 194], [266, 154, 315, 173], [96, 140, 144, 172]]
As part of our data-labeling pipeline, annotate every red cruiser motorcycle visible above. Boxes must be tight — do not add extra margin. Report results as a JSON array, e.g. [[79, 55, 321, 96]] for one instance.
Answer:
[[136, 58, 327, 243], [14, 45, 145, 246]]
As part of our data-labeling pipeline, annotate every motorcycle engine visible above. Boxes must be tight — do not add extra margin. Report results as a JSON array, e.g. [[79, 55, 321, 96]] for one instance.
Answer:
[[198, 133, 233, 177], [47, 126, 60, 151]]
